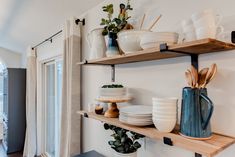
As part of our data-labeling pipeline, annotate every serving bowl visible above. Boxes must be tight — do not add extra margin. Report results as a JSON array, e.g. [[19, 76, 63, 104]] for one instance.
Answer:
[[153, 119, 177, 132], [118, 30, 150, 53]]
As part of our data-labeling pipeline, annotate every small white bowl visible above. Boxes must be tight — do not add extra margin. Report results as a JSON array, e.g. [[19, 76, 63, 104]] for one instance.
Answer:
[[153, 115, 177, 119], [153, 119, 176, 132], [152, 97, 178, 103], [152, 102, 177, 106], [99, 87, 127, 97], [140, 32, 179, 50], [153, 106, 177, 110], [118, 30, 150, 54], [152, 111, 177, 116]]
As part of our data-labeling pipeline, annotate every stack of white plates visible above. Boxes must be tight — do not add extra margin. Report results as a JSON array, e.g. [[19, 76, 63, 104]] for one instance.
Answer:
[[119, 105, 153, 126]]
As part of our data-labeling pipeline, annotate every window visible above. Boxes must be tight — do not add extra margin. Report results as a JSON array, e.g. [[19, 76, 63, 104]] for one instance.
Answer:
[[44, 59, 63, 157]]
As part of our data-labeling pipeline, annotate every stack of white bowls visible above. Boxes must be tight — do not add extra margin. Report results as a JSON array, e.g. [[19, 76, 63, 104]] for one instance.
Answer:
[[182, 9, 223, 41], [152, 98, 178, 133]]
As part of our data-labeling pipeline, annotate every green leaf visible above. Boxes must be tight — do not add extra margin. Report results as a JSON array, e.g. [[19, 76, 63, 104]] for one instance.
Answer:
[[108, 141, 114, 146], [114, 140, 121, 147], [133, 141, 141, 149], [116, 146, 125, 153]]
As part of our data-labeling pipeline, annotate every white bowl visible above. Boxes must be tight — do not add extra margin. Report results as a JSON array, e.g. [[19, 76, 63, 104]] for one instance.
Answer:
[[153, 106, 177, 110], [152, 97, 178, 103], [99, 87, 126, 97], [140, 32, 179, 50], [152, 116, 176, 121], [153, 119, 176, 132], [153, 115, 176, 119], [152, 102, 177, 106], [118, 30, 150, 53], [152, 111, 177, 116]]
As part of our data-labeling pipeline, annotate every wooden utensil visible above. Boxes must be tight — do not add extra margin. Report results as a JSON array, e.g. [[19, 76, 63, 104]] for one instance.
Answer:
[[207, 64, 217, 84], [187, 69, 197, 88], [203, 64, 217, 88], [191, 65, 198, 88], [140, 14, 146, 30], [185, 71, 193, 88], [198, 68, 209, 88], [148, 14, 162, 31]]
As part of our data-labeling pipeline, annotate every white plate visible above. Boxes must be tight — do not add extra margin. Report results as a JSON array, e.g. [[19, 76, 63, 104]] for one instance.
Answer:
[[120, 113, 152, 118], [120, 114, 152, 119], [119, 119, 153, 126], [120, 105, 152, 115], [120, 117, 152, 123]]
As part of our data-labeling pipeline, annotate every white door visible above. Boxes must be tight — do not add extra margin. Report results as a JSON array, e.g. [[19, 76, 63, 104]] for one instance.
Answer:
[[44, 59, 63, 157]]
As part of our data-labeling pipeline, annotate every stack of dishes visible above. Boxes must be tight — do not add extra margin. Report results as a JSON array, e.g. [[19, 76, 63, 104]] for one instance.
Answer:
[[152, 98, 178, 132], [119, 105, 153, 126], [140, 32, 179, 50]]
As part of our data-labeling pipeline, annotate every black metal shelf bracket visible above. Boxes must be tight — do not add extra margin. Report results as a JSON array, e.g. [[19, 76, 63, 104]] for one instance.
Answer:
[[163, 137, 173, 146], [195, 153, 202, 157], [160, 43, 199, 70], [84, 113, 89, 118], [111, 65, 115, 82]]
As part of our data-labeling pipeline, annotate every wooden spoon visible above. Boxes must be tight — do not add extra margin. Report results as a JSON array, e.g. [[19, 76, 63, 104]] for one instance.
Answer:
[[187, 69, 194, 88], [198, 68, 209, 88], [191, 66, 198, 88], [148, 14, 162, 31], [140, 14, 146, 30], [185, 71, 193, 88], [203, 64, 217, 88], [207, 64, 217, 84]]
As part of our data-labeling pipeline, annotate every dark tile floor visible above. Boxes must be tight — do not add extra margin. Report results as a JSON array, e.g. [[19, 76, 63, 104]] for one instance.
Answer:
[[0, 142, 23, 157]]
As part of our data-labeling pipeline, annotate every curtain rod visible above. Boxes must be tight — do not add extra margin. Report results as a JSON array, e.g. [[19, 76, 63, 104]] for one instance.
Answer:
[[32, 18, 85, 50]]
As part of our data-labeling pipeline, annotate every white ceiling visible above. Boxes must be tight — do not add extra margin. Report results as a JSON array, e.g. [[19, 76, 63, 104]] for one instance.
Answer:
[[0, 0, 104, 53]]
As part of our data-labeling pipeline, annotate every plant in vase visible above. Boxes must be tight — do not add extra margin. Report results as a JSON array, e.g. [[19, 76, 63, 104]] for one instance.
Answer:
[[100, 0, 133, 57], [104, 123, 144, 157]]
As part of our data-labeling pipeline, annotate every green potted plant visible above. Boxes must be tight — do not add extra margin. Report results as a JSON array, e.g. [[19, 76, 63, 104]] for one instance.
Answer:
[[100, 0, 133, 57], [104, 123, 144, 157]]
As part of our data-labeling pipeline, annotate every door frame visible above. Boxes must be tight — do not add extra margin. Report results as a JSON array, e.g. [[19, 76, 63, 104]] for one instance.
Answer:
[[37, 55, 62, 157]]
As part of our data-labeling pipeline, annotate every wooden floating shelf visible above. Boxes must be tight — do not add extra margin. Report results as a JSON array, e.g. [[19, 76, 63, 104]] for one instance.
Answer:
[[77, 111, 235, 157], [77, 39, 235, 65]]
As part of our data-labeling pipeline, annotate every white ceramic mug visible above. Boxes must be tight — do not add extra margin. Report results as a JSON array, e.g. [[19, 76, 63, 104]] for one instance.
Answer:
[[183, 31, 197, 42], [196, 26, 224, 39], [182, 19, 195, 33], [191, 9, 222, 28]]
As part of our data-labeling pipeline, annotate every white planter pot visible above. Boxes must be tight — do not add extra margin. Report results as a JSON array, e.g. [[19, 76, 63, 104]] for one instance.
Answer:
[[114, 151, 137, 157]]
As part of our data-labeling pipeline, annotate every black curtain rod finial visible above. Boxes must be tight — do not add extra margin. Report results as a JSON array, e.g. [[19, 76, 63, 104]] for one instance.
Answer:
[[76, 18, 85, 25]]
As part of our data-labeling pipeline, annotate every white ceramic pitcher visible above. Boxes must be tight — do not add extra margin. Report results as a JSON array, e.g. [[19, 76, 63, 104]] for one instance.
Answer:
[[87, 28, 107, 59]]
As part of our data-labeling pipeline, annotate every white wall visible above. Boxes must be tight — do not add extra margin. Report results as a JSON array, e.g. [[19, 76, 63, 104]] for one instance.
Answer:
[[81, 0, 235, 157], [32, 0, 235, 156], [0, 47, 21, 68]]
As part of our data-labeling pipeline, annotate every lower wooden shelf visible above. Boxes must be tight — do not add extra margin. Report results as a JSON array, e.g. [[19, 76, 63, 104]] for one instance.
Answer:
[[77, 111, 235, 157]]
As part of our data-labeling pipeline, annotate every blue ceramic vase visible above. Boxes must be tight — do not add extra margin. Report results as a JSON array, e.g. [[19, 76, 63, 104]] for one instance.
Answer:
[[180, 87, 214, 139], [106, 32, 119, 57]]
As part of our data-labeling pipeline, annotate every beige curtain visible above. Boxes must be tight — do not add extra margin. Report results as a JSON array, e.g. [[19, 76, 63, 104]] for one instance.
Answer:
[[60, 17, 81, 157], [23, 48, 37, 157]]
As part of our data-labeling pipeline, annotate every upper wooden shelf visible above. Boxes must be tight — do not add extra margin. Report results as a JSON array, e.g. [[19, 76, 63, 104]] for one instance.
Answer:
[[77, 111, 235, 157], [78, 39, 235, 65]]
